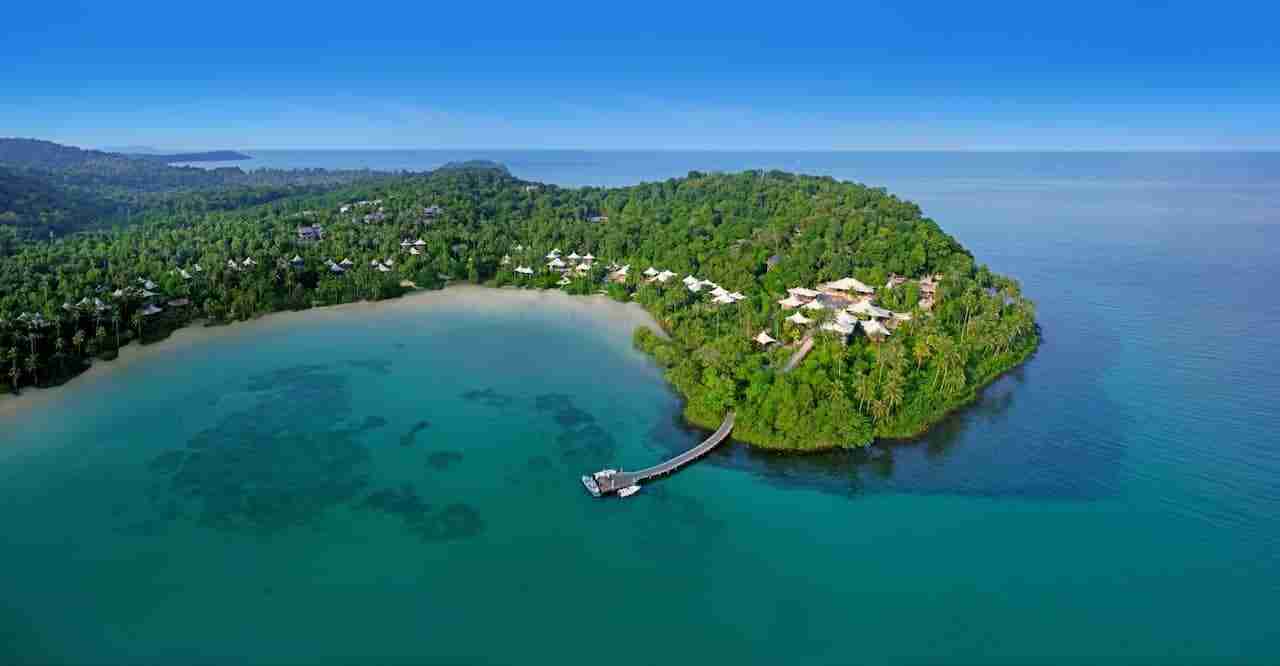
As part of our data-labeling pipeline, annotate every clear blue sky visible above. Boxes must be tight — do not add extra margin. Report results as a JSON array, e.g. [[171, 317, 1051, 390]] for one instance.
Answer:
[[2, 0, 1277, 150]]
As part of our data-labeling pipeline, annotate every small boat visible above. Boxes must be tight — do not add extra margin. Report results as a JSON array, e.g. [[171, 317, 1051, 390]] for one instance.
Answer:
[[617, 484, 641, 498], [581, 475, 601, 497]]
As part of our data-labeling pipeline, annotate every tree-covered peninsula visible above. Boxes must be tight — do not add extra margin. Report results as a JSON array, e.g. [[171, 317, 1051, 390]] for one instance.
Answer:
[[0, 164, 1038, 451]]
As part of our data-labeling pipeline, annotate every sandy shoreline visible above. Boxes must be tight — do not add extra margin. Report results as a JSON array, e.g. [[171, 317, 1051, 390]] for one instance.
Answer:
[[0, 285, 664, 423]]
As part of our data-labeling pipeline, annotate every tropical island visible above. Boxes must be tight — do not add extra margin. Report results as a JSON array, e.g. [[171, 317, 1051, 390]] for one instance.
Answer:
[[0, 140, 1038, 451]]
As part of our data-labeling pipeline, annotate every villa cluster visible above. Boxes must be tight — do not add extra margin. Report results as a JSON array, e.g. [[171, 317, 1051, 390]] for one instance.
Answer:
[[766, 274, 940, 344]]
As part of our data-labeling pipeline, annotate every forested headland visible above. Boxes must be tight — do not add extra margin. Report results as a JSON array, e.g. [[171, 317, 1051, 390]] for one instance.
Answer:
[[0, 153, 1038, 451], [0, 138, 394, 239]]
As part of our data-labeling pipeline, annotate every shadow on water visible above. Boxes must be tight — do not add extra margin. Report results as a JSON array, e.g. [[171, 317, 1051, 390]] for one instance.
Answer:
[[133, 363, 485, 541]]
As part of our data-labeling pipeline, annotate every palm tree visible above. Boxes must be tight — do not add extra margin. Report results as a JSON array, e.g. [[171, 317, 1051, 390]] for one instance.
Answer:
[[884, 370, 905, 415], [73, 329, 86, 357], [7, 365, 19, 394], [112, 309, 121, 350], [854, 372, 876, 412], [912, 337, 931, 369], [132, 311, 144, 341]]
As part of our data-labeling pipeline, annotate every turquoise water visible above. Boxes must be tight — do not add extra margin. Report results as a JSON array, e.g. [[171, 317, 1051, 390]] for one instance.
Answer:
[[4, 153, 1280, 664]]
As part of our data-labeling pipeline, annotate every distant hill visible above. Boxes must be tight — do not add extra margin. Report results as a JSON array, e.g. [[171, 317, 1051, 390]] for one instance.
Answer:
[[0, 138, 134, 170], [0, 138, 397, 239], [132, 150, 253, 163], [435, 160, 511, 175], [101, 145, 163, 154]]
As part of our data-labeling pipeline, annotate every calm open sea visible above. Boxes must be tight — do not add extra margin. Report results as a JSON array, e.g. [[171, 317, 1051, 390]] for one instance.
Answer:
[[3, 151, 1279, 664]]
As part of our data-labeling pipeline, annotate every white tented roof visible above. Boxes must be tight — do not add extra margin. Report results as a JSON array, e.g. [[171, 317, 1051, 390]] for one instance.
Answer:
[[861, 319, 892, 337], [823, 277, 875, 294], [849, 300, 892, 319]]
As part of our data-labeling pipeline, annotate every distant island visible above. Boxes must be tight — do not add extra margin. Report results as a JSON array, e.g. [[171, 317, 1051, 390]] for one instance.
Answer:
[[130, 150, 253, 163], [435, 159, 510, 175], [0, 142, 1039, 451]]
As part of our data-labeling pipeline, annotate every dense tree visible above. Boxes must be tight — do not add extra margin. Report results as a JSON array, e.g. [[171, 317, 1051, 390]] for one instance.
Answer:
[[0, 164, 1037, 450]]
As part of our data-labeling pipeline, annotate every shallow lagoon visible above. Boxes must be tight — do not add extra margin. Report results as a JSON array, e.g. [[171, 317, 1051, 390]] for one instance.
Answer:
[[4, 153, 1280, 664]]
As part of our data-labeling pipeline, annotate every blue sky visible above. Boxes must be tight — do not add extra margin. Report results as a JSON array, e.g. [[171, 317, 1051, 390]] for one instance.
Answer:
[[2, 0, 1277, 150]]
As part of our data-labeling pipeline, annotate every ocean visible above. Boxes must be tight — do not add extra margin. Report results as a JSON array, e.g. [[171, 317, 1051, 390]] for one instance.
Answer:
[[3, 151, 1279, 664]]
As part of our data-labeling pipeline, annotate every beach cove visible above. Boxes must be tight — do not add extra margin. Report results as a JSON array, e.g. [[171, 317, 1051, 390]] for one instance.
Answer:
[[0, 286, 665, 425]]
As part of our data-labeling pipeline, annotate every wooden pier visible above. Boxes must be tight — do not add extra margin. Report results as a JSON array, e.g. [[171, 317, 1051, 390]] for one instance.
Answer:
[[582, 411, 735, 497]]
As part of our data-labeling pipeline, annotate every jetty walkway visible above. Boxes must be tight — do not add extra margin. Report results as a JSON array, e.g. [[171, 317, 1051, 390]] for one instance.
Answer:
[[583, 411, 735, 496]]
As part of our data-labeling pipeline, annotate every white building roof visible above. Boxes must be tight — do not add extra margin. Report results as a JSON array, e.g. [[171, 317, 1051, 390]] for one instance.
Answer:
[[787, 312, 812, 325], [515, 265, 534, 275], [802, 299, 826, 311], [777, 295, 806, 308], [822, 277, 875, 294], [861, 319, 892, 337], [849, 300, 892, 319], [755, 331, 778, 345], [788, 287, 821, 298], [822, 321, 856, 336], [643, 267, 659, 276]]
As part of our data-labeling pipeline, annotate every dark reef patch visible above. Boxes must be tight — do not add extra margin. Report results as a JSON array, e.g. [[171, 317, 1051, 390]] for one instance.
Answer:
[[243, 364, 330, 392], [556, 422, 616, 468], [344, 358, 394, 375], [148, 450, 187, 475], [149, 364, 374, 535], [427, 451, 464, 471], [460, 387, 515, 408], [137, 363, 486, 541], [400, 420, 431, 446], [535, 393, 595, 428], [356, 415, 388, 432], [534, 394, 615, 469], [363, 484, 431, 523], [421, 503, 485, 542], [362, 485, 484, 542]]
